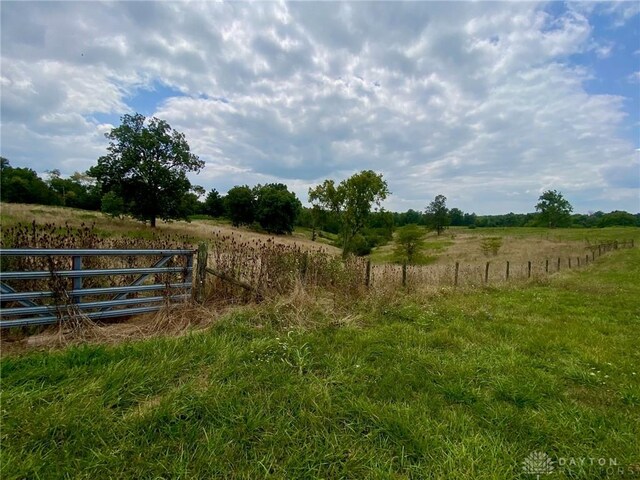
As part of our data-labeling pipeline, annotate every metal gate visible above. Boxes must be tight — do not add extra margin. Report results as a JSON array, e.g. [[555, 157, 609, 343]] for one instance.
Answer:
[[0, 248, 194, 328]]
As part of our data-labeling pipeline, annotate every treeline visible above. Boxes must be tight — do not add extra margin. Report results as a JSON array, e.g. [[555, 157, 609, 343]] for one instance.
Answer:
[[389, 207, 640, 229], [2, 157, 638, 239]]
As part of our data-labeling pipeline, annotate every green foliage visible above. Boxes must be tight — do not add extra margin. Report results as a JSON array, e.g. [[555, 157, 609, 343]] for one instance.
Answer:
[[394, 224, 426, 264], [203, 188, 225, 217], [254, 183, 302, 234], [0, 158, 58, 205], [535, 189, 573, 228], [480, 237, 503, 256], [225, 185, 255, 227], [89, 113, 204, 227], [3, 249, 640, 478], [100, 191, 125, 218], [309, 170, 389, 256], [597, 210, 638, 228], [425, 194, 450, 235]]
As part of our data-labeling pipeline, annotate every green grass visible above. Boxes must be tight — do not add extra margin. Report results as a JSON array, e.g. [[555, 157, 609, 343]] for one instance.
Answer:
[[370, 231, 453, 265], [454, 226, 640, 243], [2, 249, 639, 478]]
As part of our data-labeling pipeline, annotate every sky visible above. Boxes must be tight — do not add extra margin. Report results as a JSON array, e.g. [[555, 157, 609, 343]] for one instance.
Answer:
[[1, 1, 639, 215]]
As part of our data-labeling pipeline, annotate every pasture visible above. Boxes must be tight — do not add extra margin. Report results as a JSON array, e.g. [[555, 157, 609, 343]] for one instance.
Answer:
[[1, 204, 639, 478]]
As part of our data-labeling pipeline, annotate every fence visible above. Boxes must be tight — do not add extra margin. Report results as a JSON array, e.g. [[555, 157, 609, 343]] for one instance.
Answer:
[[366, 239, 634, 289], [0, 248, 194, 328]]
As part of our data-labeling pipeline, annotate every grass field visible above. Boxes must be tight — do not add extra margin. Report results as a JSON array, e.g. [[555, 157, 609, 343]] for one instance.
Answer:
[[370, 225, 639, 267], [2, 245, 639, 478]]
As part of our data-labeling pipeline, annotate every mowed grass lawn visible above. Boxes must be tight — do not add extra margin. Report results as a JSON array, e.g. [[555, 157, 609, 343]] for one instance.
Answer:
[[2, 249, 639, 479]]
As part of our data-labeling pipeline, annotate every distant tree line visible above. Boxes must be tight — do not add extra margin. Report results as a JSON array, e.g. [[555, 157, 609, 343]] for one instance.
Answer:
[[2, 113, 638, 250]]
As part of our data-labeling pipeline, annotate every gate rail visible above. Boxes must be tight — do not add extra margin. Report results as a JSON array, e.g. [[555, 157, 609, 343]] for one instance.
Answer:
[[0, 248, 195, 328]]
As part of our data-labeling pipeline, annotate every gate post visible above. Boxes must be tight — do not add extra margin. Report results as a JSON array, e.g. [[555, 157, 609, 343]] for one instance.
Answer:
[[195, 243, 208, 303]]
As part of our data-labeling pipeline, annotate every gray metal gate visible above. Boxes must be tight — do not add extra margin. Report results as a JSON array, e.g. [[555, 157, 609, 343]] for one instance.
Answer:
[[0, 248, 194, 328]]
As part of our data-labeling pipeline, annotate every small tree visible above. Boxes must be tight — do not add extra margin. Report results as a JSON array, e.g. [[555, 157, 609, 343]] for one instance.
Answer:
[[89, 113, 204, 227], [309, 170, 389, 257], [535, 190, 573, 228], [255, 183, 301, 234], [204, 188, 225, 217], [394, 224, 426, 264], [425, 194, 450, 235], [101, 191, 125, 219], [225, 185, 255, 227]]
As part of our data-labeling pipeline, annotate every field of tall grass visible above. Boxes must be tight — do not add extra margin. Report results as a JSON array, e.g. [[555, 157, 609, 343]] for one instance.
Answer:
[[2, 240, 639, 478]]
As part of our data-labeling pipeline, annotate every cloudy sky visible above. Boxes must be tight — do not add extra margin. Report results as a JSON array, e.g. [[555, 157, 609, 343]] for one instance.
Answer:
[[1, 1, 639, 214]]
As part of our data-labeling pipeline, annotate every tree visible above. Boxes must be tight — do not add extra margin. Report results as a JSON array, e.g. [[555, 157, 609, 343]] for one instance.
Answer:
[[449, 208, 464, 226], [535, 190, 572, 228], [309, 170, 389, 256], [225, 185, 255, 227], [255, 183, 301, 234], [425, 194, 450, 235], [89, 113, 204, 227], [394, 224, 426, 264], [0, 158, 57, 205], [204, 188, 225, 217], [101, 191, 125, 218]]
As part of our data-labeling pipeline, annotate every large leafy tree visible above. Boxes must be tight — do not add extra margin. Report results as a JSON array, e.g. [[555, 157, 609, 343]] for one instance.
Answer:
[[535, 190, 573, 228], [89, 113, 204, 227], [204, 188, 225, 218], [309, 170, 389, 256], [225, 185, 255, 227], [255, 183, 301, 234], [425, 194, 450, 235]]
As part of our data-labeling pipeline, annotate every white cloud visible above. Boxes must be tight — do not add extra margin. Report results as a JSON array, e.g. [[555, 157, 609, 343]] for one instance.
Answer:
[[1, 1, 638, 214]]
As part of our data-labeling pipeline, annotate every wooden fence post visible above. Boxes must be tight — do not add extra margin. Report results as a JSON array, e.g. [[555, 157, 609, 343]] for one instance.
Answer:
[[557, 257, 561, 271], [545, 259, 549, 273], [365, 260, 371, 288], [592, 251, 595, 261], [585, 254, 589, 265], [527, 261, 532, 278], [454, 262, 459, 287], [195, 243, 208, 303], [402, 262, 407, 287], [485, 262, 490, 283], [577, 257, 580, 267], [568, 257, 572, 268], [505, 261, 510, 280]]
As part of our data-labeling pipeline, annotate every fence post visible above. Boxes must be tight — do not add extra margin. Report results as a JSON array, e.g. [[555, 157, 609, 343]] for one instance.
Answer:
[[527, 261, 532, 278], [72, 256, 82, 304], [402, 262, 407, 287], [545, 259, 549, 273], [195, 243, 208, 303], [585, 254, 589, 265], [485, 262, 490, 283], [505, 261, 509, 280], [598, 245, 602, 256], [557, 257, 561, 271], [592, 251, 595, 261], [568, 257, 572, 268], [365, 260, 371, 288], [632, 239, 635, 248], [454, 262, 459, 287], [577, 257, 580, 267]]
